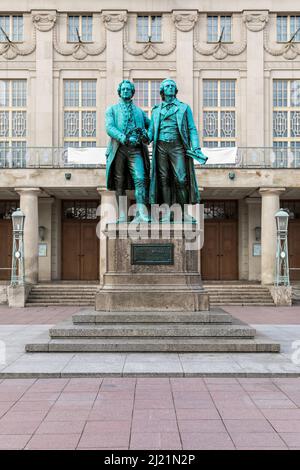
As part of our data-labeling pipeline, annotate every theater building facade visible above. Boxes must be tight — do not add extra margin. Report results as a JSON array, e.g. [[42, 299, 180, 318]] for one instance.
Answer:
[[1, 0, 300, 296]]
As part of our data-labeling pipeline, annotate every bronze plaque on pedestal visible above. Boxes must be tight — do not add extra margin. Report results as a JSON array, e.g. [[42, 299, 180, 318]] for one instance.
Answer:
[[131, 243, 174, 265]]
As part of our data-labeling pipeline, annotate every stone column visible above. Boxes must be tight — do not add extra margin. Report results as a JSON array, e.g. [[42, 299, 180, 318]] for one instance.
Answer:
[[173, 11, 198, 109], [15, 188, 41, 285], [32, 11, 56, 147], [97, 188, 118, 286], [243, 11, 268, 147], [102, 11, 127, 112], [259, 188, 285, 285], [38, 197, 54, 281]]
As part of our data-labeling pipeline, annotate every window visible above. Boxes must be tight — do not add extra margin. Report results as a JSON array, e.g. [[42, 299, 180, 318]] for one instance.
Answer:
[[0, 15, 23, 42], [277, 15, 300, 42], [202, 79, 236, 147], [0, 80, 27, 167], [207, 16, 232, 42], [68, 15, 93, 42], [133, 79, 161, 117], [62, 201, 98, 220], [137, 16, 162, 42], [64, 80, 97, 148], [273, 79, 300, 166]]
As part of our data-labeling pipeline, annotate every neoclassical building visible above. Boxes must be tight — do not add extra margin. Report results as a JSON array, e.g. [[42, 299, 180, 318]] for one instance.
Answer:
[[0, 1, 300, 302]]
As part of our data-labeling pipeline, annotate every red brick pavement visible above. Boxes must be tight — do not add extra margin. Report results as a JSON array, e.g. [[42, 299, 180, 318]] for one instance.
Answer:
[[0, 377, 299, 449]]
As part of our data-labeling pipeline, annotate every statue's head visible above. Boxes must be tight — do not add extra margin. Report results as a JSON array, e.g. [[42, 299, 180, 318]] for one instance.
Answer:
[[117, 80, 135, 100], [160, 79, 178, 100]]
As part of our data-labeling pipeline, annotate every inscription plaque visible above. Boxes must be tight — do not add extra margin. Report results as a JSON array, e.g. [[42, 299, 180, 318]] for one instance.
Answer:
[[131, 243, 174, 265]]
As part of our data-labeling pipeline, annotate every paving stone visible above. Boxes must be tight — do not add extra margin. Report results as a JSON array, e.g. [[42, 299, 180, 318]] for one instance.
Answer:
[[25, 434, 81, 450], [178, 419, 226, 433], [229, 432, 287, 449], [35, 420, 87, 435], [0, 434, 31, 450], [130, 432, 182, 450], [181, 432, 234, 450], [224, 419, 274, 433], [79, 431, 130, 449]]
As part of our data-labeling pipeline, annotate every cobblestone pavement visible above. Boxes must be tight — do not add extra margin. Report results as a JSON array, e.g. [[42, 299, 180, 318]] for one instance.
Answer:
[[0, 377, 300, 449]]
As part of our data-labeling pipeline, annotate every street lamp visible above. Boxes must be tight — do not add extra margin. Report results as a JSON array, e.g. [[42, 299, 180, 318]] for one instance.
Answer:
[[11, 208, 25, 286], [275, 209, 289, 286]]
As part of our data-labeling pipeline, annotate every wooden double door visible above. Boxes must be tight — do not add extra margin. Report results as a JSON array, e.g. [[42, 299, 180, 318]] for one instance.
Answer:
[[201, 220, 238, 280], [0, 220, 13, 281], [289, 220, 300, 281], [62, 220, 99, 280]]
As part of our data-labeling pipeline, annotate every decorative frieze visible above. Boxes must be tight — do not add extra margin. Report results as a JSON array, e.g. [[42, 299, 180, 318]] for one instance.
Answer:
[[102, 12, 127, 31], [243, 12, 268, 32], [172, 12, 198, 32], [124, 18, 176, 60], [53, 15, 106, 60], [264, 21, 300, 60], [194, 15, 247, 60], [32, 13, 56, 32]]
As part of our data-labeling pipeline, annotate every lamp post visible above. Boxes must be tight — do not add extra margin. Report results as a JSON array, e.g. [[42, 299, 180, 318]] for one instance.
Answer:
[[11, 208, 25, 286], [275, 209, 290, 286]]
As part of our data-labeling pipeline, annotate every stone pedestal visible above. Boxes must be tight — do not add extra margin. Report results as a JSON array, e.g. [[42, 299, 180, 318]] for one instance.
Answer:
[[269, 286, 292, 306], [95, 223, 209, 312], [7, 284, 31, 308]]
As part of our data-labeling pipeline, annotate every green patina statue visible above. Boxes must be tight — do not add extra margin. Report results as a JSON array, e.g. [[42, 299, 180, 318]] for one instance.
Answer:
[[105, 79, 151, 223], [105, 78, 207, 223], [148, 78, 207, 222]]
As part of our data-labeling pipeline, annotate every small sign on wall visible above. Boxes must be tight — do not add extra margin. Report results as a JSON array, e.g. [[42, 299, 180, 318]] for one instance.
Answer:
[[38, 243, 47, 257], [253, 243, 261, 257]]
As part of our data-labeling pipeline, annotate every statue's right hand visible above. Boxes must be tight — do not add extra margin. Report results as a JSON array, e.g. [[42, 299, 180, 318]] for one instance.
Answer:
[[128, 136, 138, 145]]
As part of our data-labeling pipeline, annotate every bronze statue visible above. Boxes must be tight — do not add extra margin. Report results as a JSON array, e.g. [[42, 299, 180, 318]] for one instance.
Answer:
[[105, 80, 151, 223], [148, 79, 207, 222]]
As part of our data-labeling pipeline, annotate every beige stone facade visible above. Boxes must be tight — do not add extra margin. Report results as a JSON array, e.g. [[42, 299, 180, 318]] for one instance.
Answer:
[[1, 1, 300, 286]]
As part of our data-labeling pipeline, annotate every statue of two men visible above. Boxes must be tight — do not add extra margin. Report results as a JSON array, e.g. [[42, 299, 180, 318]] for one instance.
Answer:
[[105, 78, 207, 223]]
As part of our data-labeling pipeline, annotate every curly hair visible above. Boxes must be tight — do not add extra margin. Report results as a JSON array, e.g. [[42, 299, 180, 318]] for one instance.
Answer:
[[117, 80, 135, 98], [160, 79, 178, 100]]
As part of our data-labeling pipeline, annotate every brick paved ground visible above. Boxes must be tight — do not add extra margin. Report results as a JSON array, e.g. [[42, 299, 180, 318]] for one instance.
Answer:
[[0, 377, 300, 449]]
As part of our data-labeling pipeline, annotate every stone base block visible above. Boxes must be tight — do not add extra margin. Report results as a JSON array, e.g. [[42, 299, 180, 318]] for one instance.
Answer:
[[7, 284, 31, 308], [268, 286, 292, 306], [95, 289, 209, 312], [0, 285, 8, 305]]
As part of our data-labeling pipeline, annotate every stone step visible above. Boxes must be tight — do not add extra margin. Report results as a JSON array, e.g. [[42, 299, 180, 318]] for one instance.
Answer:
[[25, 335, 280, 353], [25, 302, 94, 307], [28, 294, 96, 298], [72, 309, 232, 324], [49, 320, 256, 339]]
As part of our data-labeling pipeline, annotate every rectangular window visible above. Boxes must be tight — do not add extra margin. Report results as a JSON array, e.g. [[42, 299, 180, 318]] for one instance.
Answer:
[[68, 15, 93, 42], [203, 79, 236, 147], [273, 79, 300, 166], [0, 80, 27, 168], [207, 15, 232, 42], [277, 15, 300, 42], [63, 80, 96, 147], [137, 16, 162, 42], [0, 15, 23, 42], [133, 79, 161, 117]]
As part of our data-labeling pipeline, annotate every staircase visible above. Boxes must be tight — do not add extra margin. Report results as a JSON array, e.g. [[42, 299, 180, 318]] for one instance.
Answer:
[[203, 283, 275, 306], [26, 283, 276, 307], [26, 308, 280, 353], [292, 283, 300, 305], [26, 284, 97, 307]]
